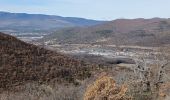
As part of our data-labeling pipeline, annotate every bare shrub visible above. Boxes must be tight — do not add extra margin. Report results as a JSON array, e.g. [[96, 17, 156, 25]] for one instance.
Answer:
[[131, 49, 169, 100]]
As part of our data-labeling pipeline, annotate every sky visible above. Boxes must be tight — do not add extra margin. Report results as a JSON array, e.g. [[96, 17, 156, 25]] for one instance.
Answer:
[[0, 0, 170, 20]]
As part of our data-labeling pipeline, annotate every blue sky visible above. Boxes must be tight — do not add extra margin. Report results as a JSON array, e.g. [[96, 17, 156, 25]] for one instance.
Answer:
[[0, 0, 170, 20]]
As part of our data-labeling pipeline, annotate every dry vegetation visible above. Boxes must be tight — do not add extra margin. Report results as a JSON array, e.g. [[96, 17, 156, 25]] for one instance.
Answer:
[[0, 83, 83, 100], [83, 73, 131, 100]]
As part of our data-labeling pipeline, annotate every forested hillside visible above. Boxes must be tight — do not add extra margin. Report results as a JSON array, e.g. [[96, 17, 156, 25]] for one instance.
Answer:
[[0, 32, 95, 91], [42, 18, 170, 46]]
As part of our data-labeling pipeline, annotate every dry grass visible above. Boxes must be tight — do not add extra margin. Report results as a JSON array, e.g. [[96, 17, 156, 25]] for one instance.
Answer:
[[0, 82, 83, 100]]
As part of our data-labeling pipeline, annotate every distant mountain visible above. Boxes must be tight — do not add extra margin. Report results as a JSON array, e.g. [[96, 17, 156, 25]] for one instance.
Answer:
[[0, 11, 104, 32], [0, 32, 95, 91], [42, 18, 170, 46]]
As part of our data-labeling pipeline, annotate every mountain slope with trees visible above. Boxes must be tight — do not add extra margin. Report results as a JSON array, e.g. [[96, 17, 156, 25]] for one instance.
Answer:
[[42, 18, 170, 46]]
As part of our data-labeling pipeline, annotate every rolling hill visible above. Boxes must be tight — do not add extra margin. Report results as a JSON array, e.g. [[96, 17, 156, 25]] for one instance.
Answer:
[[0, 11, 104, 32], [0, 32, 95, 91], [42, 18, 170, 46]]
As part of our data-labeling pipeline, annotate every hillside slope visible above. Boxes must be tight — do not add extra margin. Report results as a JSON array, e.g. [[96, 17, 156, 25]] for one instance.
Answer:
[[42, 18, 170, 46], [0, 32, 94, 91]]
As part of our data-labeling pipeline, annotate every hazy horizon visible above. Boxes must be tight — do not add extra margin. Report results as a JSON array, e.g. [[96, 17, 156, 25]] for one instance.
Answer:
[[0, 0, 170, 20]]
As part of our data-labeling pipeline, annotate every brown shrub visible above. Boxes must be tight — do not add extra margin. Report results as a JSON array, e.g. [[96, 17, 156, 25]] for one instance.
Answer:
[[158, 82, 170, 100], [83, 73, 132, 100]]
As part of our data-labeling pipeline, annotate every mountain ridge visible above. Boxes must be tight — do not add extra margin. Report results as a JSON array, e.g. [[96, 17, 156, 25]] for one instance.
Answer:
[[42, 18, 170, 46], [0, 11, 105, 32]]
